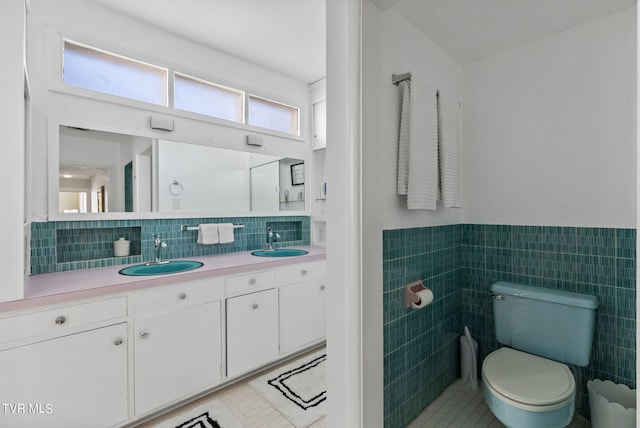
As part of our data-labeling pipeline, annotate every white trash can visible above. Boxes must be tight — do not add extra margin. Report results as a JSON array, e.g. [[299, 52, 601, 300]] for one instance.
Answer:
[[587, 379, 636, 428]]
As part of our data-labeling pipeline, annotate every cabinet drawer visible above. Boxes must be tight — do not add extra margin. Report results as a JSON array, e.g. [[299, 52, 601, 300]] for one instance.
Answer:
[[130, 277, 224, 314], [277, 260, 326, 284], [0, 297, 127, 344], [225, 270, 275, 295]]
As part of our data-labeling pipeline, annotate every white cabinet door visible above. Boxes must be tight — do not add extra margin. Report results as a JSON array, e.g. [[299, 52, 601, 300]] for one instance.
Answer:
[[312, 99, 327, 150], [0, 323, 128, 428], [279, 280, 327, 354], [226, 289, 279, 377], [134, 301, 222, 415]]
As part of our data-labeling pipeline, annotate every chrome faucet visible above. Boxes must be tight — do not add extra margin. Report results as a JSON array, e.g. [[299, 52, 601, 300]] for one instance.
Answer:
[[153, 234, 169, 264], [266, 227, 280, 251]]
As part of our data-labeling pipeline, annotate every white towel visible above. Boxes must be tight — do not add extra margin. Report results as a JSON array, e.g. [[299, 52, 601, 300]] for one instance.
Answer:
[[397, 80, 411, 195], [438, 94, 462, 208], [407, 79, 439, 210], [217, 223, 235, 244], [197, 224, 219, 245]]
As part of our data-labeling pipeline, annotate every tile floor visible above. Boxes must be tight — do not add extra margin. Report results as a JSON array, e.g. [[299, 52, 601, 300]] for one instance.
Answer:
[[409, 379, 591, 428], [141, 358, 590, 428], [141, 349, 325, 428]]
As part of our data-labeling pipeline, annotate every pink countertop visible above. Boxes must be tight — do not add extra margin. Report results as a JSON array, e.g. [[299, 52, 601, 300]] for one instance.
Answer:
[[7, 246, 326, 313]]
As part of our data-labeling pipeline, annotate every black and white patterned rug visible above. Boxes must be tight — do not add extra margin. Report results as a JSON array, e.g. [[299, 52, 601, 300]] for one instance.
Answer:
[[152, 400, 242, 428], [250, 350, 327, 427], [174, 411, 221, 428]]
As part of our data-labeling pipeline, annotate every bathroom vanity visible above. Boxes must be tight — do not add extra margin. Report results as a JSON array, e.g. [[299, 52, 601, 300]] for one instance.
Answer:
[[0, 247, 326, 427]]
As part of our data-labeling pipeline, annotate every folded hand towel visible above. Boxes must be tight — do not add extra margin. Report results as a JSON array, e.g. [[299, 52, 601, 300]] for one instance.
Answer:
[[217, 223, 235, 244], [197, 224, 219, 245]]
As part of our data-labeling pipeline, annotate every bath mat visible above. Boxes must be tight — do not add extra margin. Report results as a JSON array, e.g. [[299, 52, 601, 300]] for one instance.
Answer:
[[249, 350, 326, 427], [152, 399, 242, 428], [175, 413, 220, 428]]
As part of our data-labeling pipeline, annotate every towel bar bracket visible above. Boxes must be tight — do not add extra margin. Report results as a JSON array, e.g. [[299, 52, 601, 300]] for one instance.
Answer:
[[392, 72, 411, 86]]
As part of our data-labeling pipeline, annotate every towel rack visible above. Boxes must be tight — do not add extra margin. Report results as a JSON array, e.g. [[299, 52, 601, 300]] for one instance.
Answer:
[[392, 72, 411, 86], [181, 224, 244, 231], [168, 180, 184, 196]]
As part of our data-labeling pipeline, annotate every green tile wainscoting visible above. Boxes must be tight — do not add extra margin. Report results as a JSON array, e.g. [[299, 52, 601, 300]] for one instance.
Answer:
[[383, 224, 636, 428], [31, 216, 310, 275], [383, 225, 464, 427]]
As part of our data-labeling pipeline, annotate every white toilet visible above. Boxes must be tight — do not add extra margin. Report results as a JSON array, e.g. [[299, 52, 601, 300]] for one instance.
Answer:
[[482, 282, 598, 428]]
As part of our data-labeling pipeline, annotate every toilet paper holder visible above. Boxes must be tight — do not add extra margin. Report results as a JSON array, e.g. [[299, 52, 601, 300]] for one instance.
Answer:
[[405, 280, 427, 307]]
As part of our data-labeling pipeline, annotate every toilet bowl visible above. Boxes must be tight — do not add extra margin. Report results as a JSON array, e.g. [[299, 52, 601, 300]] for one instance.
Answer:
[[482, 347, 575, 428]]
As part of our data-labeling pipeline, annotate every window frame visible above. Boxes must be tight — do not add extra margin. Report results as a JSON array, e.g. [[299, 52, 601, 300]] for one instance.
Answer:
[[62, 39, 169, 107], [54, 38, 304, 142], [173, 71, 245, 123], [247, 94, 301, 136]]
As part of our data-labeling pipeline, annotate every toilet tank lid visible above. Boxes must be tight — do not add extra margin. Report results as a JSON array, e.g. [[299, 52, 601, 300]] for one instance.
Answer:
[[491, 282, 598, 309]]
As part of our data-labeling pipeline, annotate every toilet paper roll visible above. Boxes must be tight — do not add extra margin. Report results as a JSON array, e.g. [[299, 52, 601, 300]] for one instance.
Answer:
[[411, 289, 434, 309]]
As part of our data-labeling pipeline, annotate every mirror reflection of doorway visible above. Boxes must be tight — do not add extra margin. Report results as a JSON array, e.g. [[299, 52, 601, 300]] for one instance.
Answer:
[[97, 185, 105, 213], [59, 191, 87, 213], [250, 161, 279, 212], [124, 162, 133, 212], [59, 164, 110, 213]]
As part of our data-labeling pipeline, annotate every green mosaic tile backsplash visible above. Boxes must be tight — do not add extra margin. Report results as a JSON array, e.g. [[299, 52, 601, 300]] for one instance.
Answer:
[[383, 224, 636, 427], [31, 216, 310, 275]]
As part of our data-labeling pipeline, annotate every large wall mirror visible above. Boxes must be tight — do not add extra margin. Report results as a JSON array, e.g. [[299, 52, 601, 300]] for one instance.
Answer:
[[57, 125, 305, 215]]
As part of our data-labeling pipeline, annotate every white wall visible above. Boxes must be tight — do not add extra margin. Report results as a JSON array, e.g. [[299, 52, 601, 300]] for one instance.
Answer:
[[379, 8, 464, 230], [157, 140, 250, 213], [0, 0, 25, 301], [28, 0, 312, 220], [361, 2, 385, 426], [463, 8, 637, 228], [325, 0, 363, 425]]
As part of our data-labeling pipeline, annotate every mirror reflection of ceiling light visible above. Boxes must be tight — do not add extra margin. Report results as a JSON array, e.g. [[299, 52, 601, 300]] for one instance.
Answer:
[[63, 174, 72, 178]]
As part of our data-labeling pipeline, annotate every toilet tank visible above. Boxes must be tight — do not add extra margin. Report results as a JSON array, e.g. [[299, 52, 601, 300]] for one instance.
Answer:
[[491, 281, 598, 367]]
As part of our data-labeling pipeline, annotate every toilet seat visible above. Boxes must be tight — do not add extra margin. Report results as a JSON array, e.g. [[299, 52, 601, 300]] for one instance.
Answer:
[[482, 348, 575, 412]]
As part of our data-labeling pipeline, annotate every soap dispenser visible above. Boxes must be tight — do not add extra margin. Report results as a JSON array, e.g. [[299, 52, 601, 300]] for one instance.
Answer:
[[113, 237, 130, 257]]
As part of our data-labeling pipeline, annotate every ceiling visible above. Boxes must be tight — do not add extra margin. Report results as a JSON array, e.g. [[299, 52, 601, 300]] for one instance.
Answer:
[[59, 165, 107, 182], [87, 0, 635, 84], [374, 0, 637, 64], [87, 0, 326, 84]]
